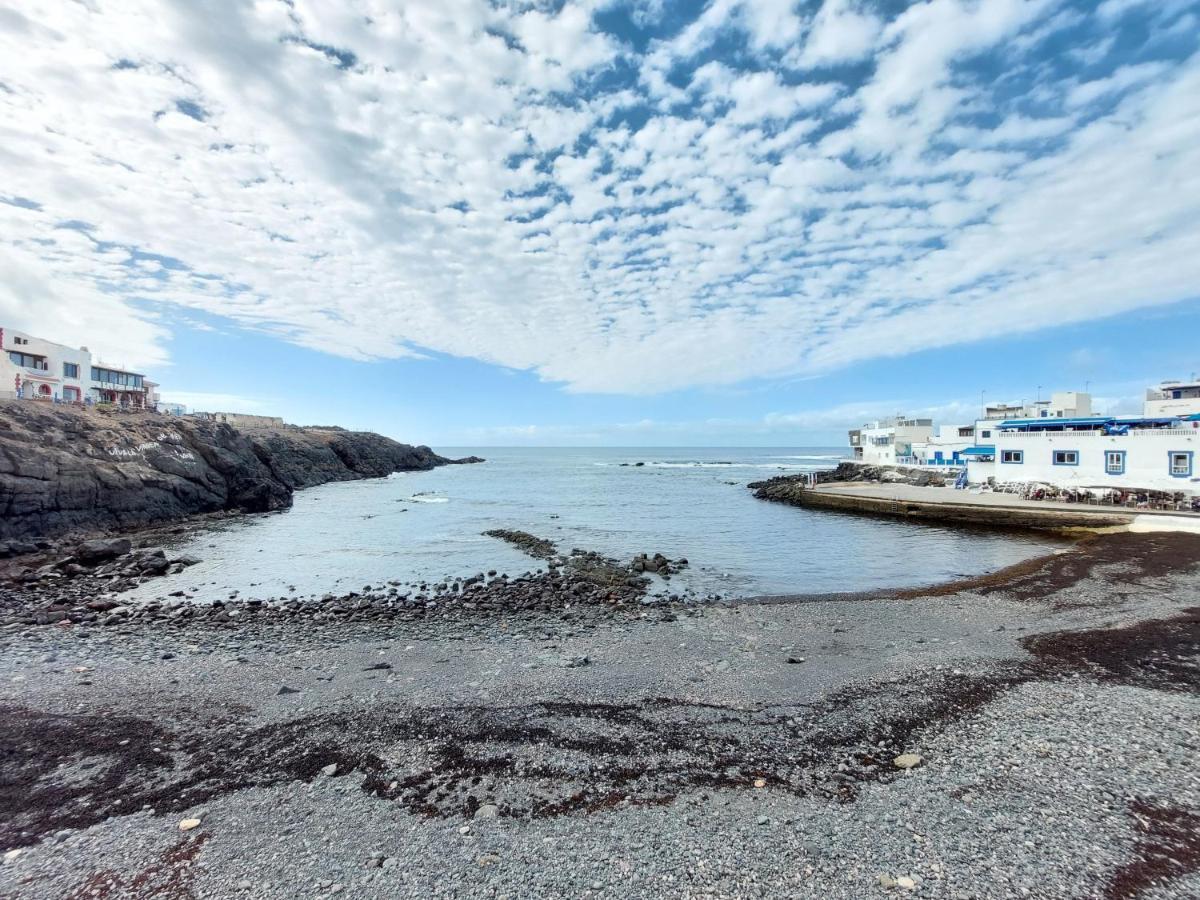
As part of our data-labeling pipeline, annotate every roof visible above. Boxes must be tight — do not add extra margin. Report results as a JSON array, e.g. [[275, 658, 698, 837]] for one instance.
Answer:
[[1000, 415, 1192, 432], [1112, 416, 1180, 426], [998, 417, 1112, 430]]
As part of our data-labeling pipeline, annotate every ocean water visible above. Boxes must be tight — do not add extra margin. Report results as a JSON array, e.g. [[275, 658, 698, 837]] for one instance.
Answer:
[[127, 447, 1059, 602]]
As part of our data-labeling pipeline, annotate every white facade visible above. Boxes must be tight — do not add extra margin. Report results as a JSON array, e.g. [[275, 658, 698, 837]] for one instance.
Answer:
[[984, 391, 1093, 421], [0, 326, 159, 408], [968, 423, 1200, 494], [910, 424, 976, 465], [1145, 380, 1200, 418], [0, 327, 91, 403], [849, 417, 934, 465]]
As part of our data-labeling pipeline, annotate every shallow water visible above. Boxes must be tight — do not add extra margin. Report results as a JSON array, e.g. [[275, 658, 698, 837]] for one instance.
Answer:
[[127, 447, 1060, 602]]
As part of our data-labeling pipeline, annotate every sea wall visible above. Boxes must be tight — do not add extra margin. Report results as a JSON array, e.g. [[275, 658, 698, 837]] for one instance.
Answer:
[[761, 487, 1134, 531], [0, 401, 476, 541], [748, 467, 1136, 531]]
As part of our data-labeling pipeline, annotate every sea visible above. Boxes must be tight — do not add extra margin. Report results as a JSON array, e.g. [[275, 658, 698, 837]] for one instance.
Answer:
[[125, 447, 1060, 603]]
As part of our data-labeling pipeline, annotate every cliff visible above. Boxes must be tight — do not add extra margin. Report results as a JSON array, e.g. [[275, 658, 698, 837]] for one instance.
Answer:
[[0, 402, 476, 541]]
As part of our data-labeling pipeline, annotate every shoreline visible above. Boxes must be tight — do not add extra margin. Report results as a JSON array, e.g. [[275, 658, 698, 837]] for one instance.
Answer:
[[2, 530, 1199, 897], [750, 467, 1200, 534]]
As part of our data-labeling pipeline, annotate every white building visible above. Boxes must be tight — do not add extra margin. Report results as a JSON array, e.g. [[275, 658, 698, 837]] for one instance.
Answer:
[[0, 326, 159, 409], [849, 417, 934, 465], [965, 415, 1200, 495], [909, 424, 977, 466], [1144, 379, 1200, 418], [984, 391, 1093, 421], [0, 327, 91, 403]]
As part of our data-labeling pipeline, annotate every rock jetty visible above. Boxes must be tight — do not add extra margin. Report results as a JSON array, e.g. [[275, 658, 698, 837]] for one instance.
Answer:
[[748, 461, 947, 502], [0, 401, 479, 541]]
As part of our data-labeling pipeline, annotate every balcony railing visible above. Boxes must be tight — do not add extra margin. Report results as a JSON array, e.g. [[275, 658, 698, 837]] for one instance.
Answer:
[[1002, 428, 1195, 438]]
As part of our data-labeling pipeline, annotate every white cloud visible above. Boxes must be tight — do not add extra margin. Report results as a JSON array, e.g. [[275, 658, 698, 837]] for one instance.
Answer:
[[792, 0, 883, 68], [1, 1, 1197, 399]]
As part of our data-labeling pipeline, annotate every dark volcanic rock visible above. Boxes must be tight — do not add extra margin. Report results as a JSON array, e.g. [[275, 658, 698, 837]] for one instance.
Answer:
[[483, 529, 558, 559], [248, 428, 463, 490], [75, 538, 132, 564], [0, 402, 478, 541], [748, 461, 946, 504]]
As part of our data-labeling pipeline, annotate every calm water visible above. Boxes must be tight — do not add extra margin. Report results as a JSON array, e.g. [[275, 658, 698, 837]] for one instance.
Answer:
[[128, 447, 1058, 602]]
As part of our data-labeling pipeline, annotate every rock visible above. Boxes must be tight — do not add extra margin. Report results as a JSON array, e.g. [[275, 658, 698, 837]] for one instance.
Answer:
[[474, 804, 500, 820], [0, 540, 39, 559], [173, 554, 202, 567], [321, 763, 338, 777], [482, 530, 557, 560], [362, 662, 392, 671], [76, 538, 132, 564], [276, 685, 301, 695], [0, 402, 465, 542], [878, 874, 897, 888], [4, 848, 23, 863], [896, 875, 916, 890], [178, 818, 202, 831], [786, 656, 806, 664], [893, 753, 923, 770]]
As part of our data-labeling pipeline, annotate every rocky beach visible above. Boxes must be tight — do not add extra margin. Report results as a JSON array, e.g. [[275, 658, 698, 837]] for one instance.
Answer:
[[0, 409, 1199, 899]]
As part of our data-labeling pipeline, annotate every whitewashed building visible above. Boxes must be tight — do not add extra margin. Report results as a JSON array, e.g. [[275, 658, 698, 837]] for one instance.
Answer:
[[965, 415, 1200, 494], [0, 327, 91, 403], [1144, 379, 1200, 418], [849, 417, 934, 465], [908, 424, 977, 466], [0, 326, 159, 409]]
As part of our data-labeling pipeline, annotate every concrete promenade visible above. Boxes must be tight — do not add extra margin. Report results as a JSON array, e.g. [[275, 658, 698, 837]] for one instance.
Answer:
[[801, 482, 1200, 532]]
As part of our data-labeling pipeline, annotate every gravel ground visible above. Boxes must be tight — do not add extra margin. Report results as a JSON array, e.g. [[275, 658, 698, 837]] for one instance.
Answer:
[[1, 532, 1198, 899]]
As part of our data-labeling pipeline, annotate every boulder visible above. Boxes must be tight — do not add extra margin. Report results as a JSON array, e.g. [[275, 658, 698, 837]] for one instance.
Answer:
[[75, 538, 132, 564]]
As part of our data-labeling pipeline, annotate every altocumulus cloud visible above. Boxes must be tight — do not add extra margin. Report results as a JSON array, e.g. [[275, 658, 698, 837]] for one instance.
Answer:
[[1, 0, 1198, 389]]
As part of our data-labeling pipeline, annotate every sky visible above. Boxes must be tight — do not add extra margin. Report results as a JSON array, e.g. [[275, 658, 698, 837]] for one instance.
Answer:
[[1, 0, 1198, 446]]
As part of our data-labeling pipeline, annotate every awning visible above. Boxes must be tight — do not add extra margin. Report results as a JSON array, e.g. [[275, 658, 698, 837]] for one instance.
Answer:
[[998, 417, 1112, 430], [962, 446, 996, 456]]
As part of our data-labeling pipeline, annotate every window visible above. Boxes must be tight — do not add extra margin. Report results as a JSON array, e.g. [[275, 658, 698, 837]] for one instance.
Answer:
[[981, 429, 992, 439], [91, 366, 143, 387], [1169, 452, 1193, 478], [8, 351, 45, 369], [1001, 450, 1023, 464], [63, 362, 79, 378], [1173, 390, 1182, 399], [13, 336, 27, 345], [1053, 450, 1079, 466], [1105, 451, 1126, 475]]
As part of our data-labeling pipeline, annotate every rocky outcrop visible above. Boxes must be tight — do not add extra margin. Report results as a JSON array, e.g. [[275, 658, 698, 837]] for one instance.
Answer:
[[247, 427, 456, 490], [748, 461, 947, 504], [0, 402, 477, 541]]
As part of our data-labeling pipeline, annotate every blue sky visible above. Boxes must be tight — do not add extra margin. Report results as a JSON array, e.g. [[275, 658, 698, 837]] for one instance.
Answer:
[[2, 0, 1198, 446]]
